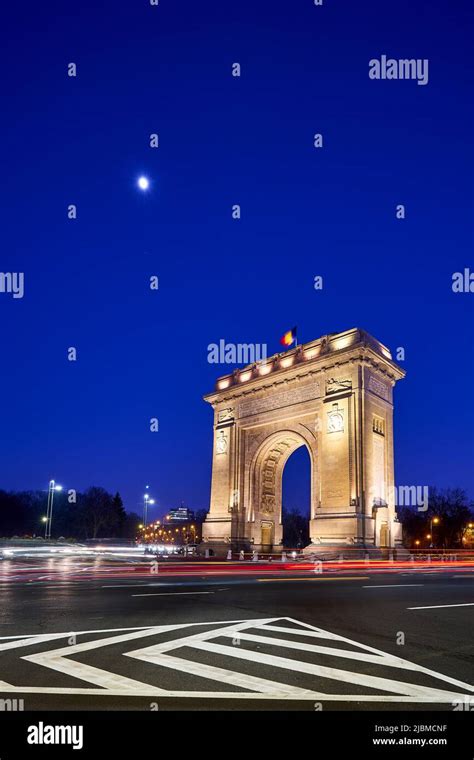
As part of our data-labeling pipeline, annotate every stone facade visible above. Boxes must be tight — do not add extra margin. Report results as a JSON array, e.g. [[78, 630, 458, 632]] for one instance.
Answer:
[[201, 328, 405, 555]]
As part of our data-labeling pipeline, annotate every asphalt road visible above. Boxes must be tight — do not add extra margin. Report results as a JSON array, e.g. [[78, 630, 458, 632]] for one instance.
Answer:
[[0, 557, 473, 711]]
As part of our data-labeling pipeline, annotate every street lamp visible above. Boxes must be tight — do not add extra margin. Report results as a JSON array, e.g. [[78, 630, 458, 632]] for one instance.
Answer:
[[429, 516, 440, 549], [44, 480, 62, 540], [143, 490, 155, 527]]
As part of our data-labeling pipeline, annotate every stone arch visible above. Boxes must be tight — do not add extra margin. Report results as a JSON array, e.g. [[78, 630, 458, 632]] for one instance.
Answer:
[[246, 425, 318, 549], [201, 329, 406, 556]]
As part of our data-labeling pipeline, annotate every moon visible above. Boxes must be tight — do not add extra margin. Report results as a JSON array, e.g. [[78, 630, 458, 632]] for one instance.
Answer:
[[137, 176, 150, 191]]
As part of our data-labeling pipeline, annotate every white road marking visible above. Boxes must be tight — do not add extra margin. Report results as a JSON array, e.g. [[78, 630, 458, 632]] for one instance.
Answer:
[[363, 584, 424, 588], [0, 633, 74, 652], [230, 631, 425, 671], [190, 640, 468, 700], [408, 603, 474, 610], [128, 651, 318, 696], [126, 616, 474, 700], [0, 617, 472, 702], [0, 685, 464, 702], [132, 592, 215, 597], [0, 619, 252, 641], [23, 628, 175, 692]]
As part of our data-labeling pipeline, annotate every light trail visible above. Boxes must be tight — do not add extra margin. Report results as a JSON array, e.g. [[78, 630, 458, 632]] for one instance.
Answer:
[[0, 555, 473, 585]]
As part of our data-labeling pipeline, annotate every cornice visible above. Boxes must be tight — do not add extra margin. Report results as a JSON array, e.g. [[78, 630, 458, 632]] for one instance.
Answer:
[[204, 334, 405, 407]]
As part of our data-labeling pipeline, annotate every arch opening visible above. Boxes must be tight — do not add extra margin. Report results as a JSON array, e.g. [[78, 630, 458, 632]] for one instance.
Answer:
[[282, 446, 311, 550], [248, 429, 315, 552]]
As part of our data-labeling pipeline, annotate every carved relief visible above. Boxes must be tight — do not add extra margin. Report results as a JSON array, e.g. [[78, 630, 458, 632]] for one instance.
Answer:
[[239, 381, 320, 418], [327, 403, 344, 433], [216, 430, 228, 454], [217, 407, 234, 423], [326, 377, 352, 395], [261, 494, 275, 515], [368, 373, 391, 401]]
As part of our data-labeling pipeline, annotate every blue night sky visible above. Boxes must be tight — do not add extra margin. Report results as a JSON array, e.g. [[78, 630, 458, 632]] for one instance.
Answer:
[[0, 0, 473, 519]]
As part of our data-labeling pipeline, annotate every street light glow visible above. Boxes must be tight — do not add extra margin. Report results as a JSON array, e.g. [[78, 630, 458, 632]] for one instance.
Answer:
[[45, 479, 63, 539]]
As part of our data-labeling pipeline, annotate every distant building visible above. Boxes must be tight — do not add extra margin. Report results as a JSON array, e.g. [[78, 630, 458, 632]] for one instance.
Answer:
[[165, 508, 195, 524]]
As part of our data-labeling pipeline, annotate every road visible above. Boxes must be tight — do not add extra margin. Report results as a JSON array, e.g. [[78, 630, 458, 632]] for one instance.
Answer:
[[0, 556, 473, 711]]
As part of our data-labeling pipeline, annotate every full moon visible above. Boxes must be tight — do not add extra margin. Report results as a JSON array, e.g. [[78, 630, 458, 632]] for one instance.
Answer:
[[137, 176, 150, 191]]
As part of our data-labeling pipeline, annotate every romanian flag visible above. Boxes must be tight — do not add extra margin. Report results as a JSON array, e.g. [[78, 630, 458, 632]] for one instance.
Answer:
[[280, 326, 297, 347]]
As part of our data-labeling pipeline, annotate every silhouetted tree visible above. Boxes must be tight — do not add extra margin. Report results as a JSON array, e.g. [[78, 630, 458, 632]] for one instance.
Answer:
[[76, 487, 125, 539], [398, 487, 474, 548], [282, 507, 310, 549], [0, 490, 48, 536], [122, 511, 141, 539], [0, 487, 136, 540]]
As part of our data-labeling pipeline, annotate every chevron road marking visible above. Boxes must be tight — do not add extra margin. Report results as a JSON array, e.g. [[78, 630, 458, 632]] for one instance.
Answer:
[[0, 617, 471, 702]]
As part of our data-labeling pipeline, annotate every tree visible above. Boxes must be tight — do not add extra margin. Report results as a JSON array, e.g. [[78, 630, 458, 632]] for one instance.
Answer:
[[0, 486, 136, 540], [122, 511, 141, 539], [398, 487, 474, 549], [76, 487, 123, 539], [282, 507, 310, 549], [0, 489, 48, 537], [112, 492, 126, 533]]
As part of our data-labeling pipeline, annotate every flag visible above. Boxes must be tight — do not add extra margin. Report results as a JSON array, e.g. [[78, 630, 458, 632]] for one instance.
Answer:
[[280, 326, 297, 347]]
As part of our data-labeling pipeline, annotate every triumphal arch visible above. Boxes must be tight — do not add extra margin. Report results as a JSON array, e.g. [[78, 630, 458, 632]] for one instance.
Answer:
[[201, 328, 406, 556]]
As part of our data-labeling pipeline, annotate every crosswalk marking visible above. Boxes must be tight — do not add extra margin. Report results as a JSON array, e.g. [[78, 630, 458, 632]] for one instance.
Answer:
[[0, 616, 471, 703], [134, 652, 320, 696], [226, 631, 423, 669], [23, 622, 223, 693], [188, 640, 466, 700]]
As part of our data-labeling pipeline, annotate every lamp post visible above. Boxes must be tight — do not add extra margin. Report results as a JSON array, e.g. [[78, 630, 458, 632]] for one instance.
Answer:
[[45, 480, 62, 540], [143, 488, 155, 528], [429, 516, 440, 549]]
